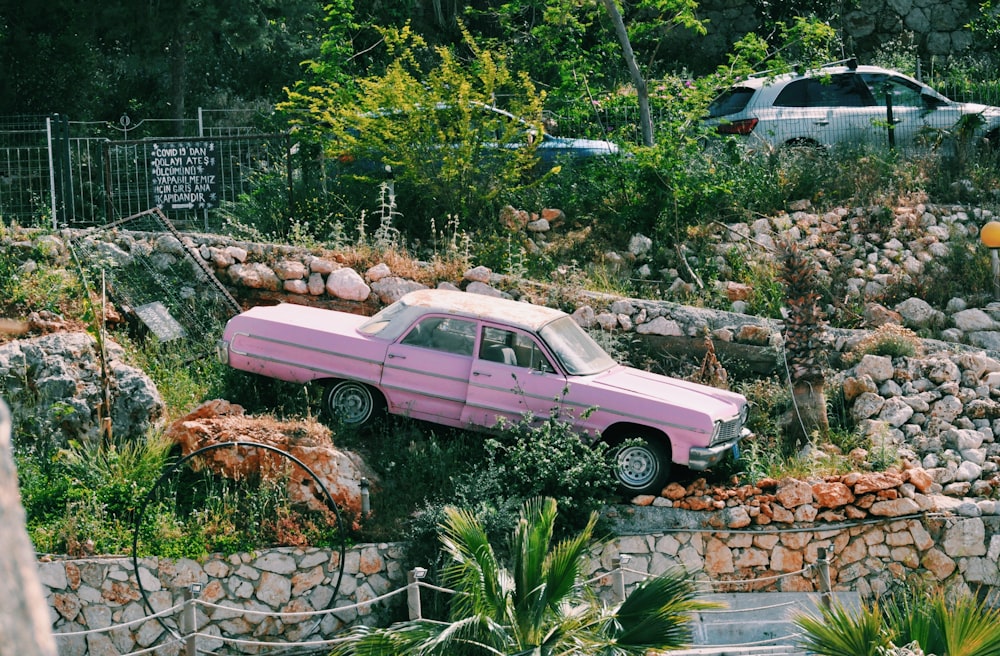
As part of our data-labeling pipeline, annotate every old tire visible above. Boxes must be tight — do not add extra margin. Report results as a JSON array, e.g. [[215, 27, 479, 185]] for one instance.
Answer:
[[611, 433, 671, 496], [322, 380, 384, 428]]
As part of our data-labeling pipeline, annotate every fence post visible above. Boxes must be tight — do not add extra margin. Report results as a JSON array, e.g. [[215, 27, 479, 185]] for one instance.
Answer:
[[45, 117, 58, 229], [816, 547, 831, 610], [182, 584, 202, 656], [612, 554, 630, 603], [885, 92, 896, 150], [408, 567, 427, 620]]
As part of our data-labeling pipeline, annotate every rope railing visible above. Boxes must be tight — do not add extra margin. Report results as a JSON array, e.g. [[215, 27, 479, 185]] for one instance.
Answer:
[[52, 602, 184, 637], [188, 631, 351, 649], [194, 582, 411, 618], [47, 553, 835, 656], [693, 599, 801, 614], [112, 639, 185, 656]]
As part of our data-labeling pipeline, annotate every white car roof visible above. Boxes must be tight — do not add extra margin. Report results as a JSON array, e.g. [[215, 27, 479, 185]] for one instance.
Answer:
[[736, 64, 914, 90], [398, 288, 566, 332]]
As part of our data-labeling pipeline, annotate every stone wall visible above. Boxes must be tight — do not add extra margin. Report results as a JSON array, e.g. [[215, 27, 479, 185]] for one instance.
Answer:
[[40, 502, 1000, 655], [604, 479, 1000, 601], [667, 0, 980, 73], [40, 544, 406, 656]]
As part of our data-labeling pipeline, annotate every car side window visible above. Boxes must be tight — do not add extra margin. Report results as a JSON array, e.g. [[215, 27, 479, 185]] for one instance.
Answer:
[[479, 327, 520, 365], [401, 316, 476, 356], [478, 326, 553, 372], [708, 86, 755, 117], [860, 73, 925, 108], [773, 74, 872, 108]]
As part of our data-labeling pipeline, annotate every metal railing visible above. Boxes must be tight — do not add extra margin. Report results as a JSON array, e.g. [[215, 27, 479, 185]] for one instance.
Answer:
[[0, 110, 291, 231]]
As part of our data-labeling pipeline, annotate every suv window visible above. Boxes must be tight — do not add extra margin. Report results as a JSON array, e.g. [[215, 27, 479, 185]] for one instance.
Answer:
[[860, 73, 925, 108], [773, 74, 873, 108], [708, 87, 755, 117]]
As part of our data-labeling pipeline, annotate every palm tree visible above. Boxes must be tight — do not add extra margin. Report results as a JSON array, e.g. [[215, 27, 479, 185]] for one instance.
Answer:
[[330, 496, 713, 655]]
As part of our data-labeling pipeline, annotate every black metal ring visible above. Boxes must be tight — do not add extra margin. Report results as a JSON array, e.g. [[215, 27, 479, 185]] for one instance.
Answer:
[[130, 440, 347, 636]]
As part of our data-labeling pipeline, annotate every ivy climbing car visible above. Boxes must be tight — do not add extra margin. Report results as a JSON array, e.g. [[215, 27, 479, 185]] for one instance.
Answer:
[[217, 289, 750, 496]]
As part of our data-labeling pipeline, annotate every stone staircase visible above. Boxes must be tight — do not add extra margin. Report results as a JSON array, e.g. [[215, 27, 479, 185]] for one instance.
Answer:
[[669, 646, 805, 656], [659, 591, 862, 656]]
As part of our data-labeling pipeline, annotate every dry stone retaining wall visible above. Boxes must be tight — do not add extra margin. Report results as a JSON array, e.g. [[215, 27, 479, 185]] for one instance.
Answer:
[[40, 544, 405, 656], [663, 0, 979, 71], [39, 504, 1000, 654]]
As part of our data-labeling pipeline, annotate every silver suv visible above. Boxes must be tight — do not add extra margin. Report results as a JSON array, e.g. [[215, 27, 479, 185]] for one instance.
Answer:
[[706, 59, 1000, 152]]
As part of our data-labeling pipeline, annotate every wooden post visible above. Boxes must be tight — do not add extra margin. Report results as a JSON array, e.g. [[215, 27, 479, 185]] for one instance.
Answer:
[[0, 399, 57, 656], [407, 568, 425, 620], [817, 547, 832, 610], [612, 556, 627, 603]]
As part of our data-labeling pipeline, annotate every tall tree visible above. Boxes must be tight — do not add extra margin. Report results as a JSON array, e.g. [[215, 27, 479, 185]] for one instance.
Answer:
[[331, 497, 713, 655], [0, 0, 326, 121]]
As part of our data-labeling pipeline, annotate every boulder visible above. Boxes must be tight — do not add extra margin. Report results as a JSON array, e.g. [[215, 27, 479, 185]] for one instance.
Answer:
[[0, 332, 162, 446], [164, 400, 374, 520]]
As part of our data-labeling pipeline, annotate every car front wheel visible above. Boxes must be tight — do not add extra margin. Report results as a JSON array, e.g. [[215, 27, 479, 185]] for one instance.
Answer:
[[610, 433, 671, 496], [322, 380, 384, 428]]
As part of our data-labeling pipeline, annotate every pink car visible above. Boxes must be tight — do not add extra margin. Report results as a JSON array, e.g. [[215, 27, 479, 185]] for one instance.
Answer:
[[217, 289, 749, 495]]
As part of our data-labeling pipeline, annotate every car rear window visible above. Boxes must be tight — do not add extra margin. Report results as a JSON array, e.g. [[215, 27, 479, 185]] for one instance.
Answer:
[[708, 87, 755, 117], [773, 74, 873, 108]]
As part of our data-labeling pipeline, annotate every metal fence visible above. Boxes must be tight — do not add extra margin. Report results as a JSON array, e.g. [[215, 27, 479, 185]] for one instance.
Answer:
[[2, 79, 999, 231], [0, 110, 291, 231]]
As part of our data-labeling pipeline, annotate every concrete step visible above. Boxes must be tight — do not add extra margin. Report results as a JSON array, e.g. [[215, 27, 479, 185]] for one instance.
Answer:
[[668, 591, 861, 656], [665, 645, 805, 656]]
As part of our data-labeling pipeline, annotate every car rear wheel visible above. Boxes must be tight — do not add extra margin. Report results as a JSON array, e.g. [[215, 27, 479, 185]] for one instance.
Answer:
[[322, 380, 384, 428], [609, 432, 671, 496]]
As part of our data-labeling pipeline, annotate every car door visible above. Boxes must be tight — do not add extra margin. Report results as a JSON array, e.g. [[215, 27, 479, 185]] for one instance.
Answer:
[[771, 74, 877, 148], [380, 315, 476, 425], [860, 73, 948, 150], [462, 324, 569, 429]]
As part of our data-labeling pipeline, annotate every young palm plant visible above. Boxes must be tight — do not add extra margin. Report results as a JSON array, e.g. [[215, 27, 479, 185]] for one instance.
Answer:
[[795, 588, 1000, 656], [794, 601, 888, 656], [330, 496, 713, 655]]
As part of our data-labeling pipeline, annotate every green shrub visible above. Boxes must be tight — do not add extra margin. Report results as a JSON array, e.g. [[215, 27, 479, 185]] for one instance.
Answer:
[[845, 324, 924, 364]]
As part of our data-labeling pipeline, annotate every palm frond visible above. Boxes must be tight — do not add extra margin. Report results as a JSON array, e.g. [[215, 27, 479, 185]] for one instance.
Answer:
[[441, 505, 507, 620], [793, 602, 887, 656], [935, 593, 1000, 656], [542, 509, 598, 610], [611, 569, 712, 649], [512, 497, 557, 612]]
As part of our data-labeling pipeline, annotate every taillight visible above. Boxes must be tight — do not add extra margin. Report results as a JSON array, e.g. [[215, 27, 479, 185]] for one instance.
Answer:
[[716, 118, 758, 135]]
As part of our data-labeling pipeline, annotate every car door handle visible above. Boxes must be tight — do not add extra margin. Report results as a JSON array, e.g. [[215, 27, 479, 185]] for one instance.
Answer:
[[387, 354, 405, 360], [473, 371, 492, 377], [814, 120, 830, 126]]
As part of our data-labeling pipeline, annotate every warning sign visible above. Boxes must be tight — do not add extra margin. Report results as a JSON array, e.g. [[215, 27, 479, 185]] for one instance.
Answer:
[[151, 142, 219, 210]]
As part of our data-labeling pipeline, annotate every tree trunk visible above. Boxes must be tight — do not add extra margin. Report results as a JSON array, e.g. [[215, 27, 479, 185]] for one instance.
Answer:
[[169, 31, 187, 132], [783, 381, 829, 452], [600, 0, 654, 147]]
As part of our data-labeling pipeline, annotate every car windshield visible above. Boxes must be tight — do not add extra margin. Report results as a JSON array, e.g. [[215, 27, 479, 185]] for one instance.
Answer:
[[708, 87, 755, 117], [538, 316, 617, 376]]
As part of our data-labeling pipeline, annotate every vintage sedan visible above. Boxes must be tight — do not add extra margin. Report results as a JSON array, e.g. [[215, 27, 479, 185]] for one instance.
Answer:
[[217, 289, 749, 495]]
